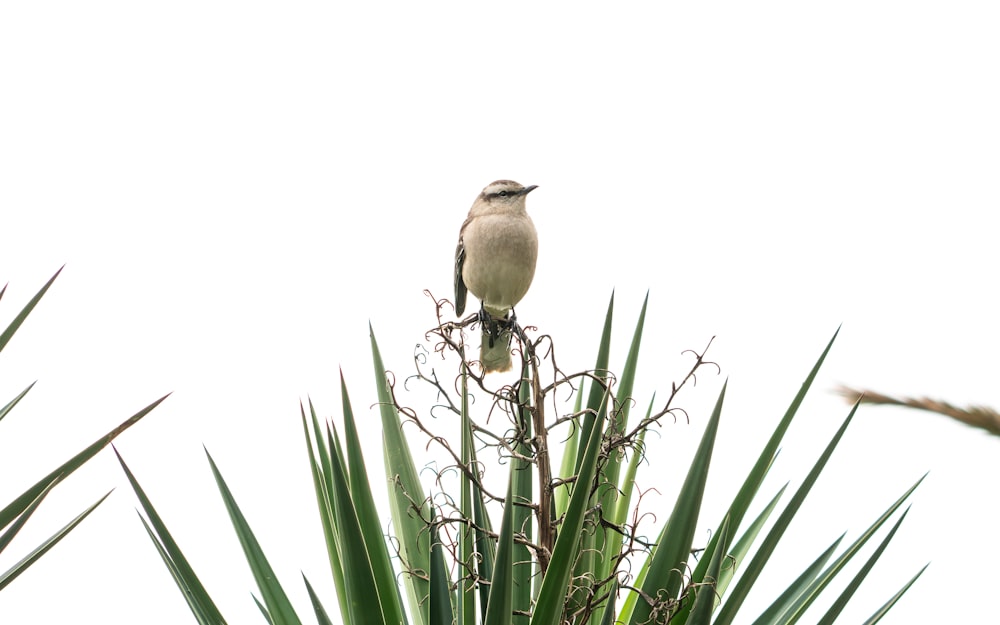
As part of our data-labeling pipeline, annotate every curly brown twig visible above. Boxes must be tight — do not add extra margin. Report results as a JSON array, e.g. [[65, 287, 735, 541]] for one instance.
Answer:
[[622, 337, 719, 442], [394, 291, 719, 622]]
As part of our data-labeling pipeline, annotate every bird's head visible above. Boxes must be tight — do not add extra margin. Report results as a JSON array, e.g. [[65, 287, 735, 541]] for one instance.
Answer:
[[473, 180, 538, 215]]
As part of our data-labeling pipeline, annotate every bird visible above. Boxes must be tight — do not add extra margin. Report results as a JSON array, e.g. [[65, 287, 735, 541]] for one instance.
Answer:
[[454, 180, 539, 373]]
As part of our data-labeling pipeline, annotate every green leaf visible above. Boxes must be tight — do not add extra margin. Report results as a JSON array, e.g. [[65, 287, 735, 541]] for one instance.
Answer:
[[565, 391, 608, 615], [553, 386, 582, 521], [371, 325, 431, 625], [0, 394, 168, 530], [567, 294, 621, 617], [512, 363, 534, 625], [717, 483, 788, 599], [576, 292, 614, 476], [472, 463, 496, 620], [664, 484, 788, 625], [328, 419, 393, 625], [458, 364, 477, 625], [751, 535, 844, 624], [610, 292, 646, 439], [301, 401, 348, 625], [0, 381, 35, 424], [713, 399, 860, 625], [816, 508, 912, 625], [205, 449, 302, 625], [135, 512, 224, 625], [628, 381, 726, 625], [303, 574, 335, 625], [0, 266, 63, 355], [687, 329, 840, 605], [0, 490, 111, 591], [253, 595, 275, 624], [612, 396, 652, 525], [599, 578, 620, 625], [484, 478, 516, 625], [615, 551, 647, 624], [429, 523, 454, 625], [594, 295, 648, 614], [339, 372, 409, 625], [531, 397, 605, 625], [0, 475, 62, 555], [774, 476, 925, 623], [116, 447, 227, 624], [687, 516, 730, 625], [861, 563, 929, 625]]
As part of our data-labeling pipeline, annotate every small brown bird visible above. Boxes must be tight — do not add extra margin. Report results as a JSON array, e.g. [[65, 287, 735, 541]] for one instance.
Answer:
[[454, 180, 539, 372]]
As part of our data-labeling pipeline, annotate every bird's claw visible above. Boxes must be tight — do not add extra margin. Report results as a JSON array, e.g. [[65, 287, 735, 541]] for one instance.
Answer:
[[505, 308, 528, 344], [478, 306, 500, 348], [478, 306, 525, 349]]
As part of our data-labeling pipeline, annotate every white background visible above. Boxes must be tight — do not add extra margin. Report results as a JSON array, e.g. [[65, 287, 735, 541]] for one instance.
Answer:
[[1, 2, 997, 623]]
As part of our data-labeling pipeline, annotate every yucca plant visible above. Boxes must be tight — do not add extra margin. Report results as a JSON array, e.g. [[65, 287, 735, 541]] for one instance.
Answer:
[[121, 292, 926, 624], [0, 268, 164, 591]]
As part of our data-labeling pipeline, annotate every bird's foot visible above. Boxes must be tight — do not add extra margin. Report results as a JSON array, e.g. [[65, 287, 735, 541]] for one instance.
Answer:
[[478, 306, 501, 348], [503, 308, 528, 343]]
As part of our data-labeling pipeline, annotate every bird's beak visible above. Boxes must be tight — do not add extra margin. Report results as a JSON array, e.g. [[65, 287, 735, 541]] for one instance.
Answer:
[[521, 185, 539, 195]]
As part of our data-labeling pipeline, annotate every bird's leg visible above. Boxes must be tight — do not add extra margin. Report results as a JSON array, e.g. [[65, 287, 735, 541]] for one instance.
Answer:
[[478, 305, 500, 348], [505, 308, 528, 344]]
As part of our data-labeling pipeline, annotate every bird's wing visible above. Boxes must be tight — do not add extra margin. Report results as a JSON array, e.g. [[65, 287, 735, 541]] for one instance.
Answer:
[[454, 233, 467, 317]]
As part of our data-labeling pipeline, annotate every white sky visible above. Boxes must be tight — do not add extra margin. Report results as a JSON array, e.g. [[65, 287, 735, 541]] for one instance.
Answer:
[[1, 1, 998, 623]]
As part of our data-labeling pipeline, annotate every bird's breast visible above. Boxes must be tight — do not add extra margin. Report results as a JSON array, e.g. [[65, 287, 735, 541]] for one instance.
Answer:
[[461, 213, 538, 313]]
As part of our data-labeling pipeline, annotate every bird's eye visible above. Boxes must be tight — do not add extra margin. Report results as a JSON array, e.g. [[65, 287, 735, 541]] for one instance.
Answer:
[[498, 190, 509, 197]]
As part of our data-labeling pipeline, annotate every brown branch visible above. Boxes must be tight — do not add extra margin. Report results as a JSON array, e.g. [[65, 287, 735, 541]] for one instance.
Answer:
[[531, 354, 554, 576], [836, 385, 1000, 437]]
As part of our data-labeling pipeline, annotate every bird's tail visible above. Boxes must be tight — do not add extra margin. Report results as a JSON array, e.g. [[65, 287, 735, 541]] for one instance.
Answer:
[[480, 319, 514, 373]]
